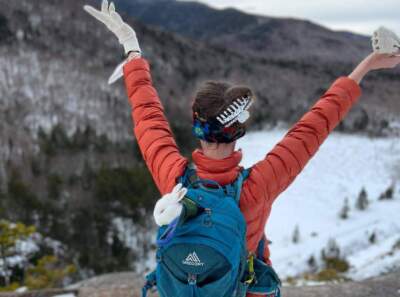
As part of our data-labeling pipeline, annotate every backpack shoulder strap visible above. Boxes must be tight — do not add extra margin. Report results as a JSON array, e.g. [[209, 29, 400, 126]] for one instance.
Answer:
[[178, 164, 198, 187], [233, 168, 251, 204], [179, 164, 250, 205]]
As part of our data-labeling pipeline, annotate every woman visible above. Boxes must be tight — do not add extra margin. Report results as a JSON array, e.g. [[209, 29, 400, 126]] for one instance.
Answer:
[[84, 1, 400, 296]]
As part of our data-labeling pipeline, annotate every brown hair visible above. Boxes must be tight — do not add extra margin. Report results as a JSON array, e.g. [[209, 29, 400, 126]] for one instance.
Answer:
[[192, 81, 253, 120]]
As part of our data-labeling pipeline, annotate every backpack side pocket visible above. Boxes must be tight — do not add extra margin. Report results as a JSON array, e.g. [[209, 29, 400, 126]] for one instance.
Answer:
[[247, 258, 281, 296]]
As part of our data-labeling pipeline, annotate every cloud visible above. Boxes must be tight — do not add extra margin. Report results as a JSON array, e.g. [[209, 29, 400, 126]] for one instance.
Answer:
[[180, 0, 400, 35]]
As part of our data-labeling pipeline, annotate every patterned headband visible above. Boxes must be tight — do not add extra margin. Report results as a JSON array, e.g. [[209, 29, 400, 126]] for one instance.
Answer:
[[192, 94, 253, 143]]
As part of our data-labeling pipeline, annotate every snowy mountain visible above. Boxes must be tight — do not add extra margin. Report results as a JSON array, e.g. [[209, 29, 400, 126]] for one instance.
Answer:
[[1, 0, 400, 282], [237, 129, 400, 280], [115, 0, 371, 63]]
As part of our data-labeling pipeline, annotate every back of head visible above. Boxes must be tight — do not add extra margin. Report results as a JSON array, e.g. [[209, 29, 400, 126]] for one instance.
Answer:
[[191, 81, 254, 144]]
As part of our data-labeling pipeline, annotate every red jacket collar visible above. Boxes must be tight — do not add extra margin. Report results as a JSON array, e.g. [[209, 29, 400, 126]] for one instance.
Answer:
[[191, 149, 243, 185]]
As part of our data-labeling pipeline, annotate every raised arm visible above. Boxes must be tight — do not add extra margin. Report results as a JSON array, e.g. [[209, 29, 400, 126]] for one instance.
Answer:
[[242, 52, 400, 207], [84, 0, 188, 194], [123, 57, 188, 195]]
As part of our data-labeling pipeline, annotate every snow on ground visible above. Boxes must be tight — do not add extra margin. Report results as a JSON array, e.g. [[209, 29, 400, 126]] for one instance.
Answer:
[[237, 129, 400, 280], [111, 217, 156, 273]]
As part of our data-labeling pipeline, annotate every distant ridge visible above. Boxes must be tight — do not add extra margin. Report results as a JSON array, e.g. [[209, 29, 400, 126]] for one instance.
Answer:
[[114, 0, 371, 62]]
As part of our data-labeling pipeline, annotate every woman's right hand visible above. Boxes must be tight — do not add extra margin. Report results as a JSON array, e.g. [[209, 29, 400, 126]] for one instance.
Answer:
[[84, 0, 141, 55]]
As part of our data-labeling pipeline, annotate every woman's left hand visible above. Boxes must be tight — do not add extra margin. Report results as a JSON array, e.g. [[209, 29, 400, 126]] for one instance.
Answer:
[[349, 27, 400, 84], [349, 52, 400, 84], [364, 52, 400, 70]]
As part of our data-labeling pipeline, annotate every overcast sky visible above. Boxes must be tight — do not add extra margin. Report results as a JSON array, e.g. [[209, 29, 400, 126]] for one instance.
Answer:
[[181, 0, 400, 36]]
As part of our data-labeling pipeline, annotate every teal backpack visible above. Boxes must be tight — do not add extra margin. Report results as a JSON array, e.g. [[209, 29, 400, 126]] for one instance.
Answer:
[[142, 166, 281, 297]]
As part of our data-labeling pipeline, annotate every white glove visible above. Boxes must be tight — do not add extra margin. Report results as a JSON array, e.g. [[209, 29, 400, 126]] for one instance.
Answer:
[[84, 0, 141, 84], [153, 184, 187, 226], [108, 60, 126, 85], [107, 51, 141, 84], [84, 0, 141, 55], [372, 26, 400, 55]]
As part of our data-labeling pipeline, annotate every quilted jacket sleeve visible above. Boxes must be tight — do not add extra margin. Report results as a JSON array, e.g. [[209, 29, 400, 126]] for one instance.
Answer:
[[123, 58, 188, 195], [240, 77, 362, 252], [242, 76, 362, 207]]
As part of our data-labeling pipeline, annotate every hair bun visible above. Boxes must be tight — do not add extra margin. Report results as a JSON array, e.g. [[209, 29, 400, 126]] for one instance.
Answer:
[[224, 86, 253, 103]]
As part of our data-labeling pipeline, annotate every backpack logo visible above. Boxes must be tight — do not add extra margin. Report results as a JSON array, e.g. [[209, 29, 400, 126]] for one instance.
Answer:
[[182, 252, 204, 266]]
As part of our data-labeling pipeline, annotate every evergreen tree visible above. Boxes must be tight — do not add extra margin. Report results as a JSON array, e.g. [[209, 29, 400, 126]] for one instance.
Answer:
[[339, 197, 350, 220], [25, 255, 76, 289], [292, 224, 300, 244], [321, 238, 350, 273], [307, 255, 317, 272], [356, 187, 369, 210], [0, 220, 35, 287], [393, 239, 400, 250], [369, 232, 377, 244], [325, 238, 341, 259], [379, 183, 395, 201]]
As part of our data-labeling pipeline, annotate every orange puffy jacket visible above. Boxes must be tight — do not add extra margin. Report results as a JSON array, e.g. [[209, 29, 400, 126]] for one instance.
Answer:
[[123, 58, 361, 295]]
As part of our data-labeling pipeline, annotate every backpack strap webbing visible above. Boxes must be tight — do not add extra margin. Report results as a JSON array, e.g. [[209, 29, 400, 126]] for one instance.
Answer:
[[142, 270, 156, 297], [179, 164, 250, 205], [257, 236, 266, 261], [234, 168, 250, 204], [178, 164, 198, 187], [222, 167, 250, 205]]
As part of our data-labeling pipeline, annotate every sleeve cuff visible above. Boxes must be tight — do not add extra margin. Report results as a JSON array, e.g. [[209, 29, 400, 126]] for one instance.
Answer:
[[331, 76, 362, 102], [123, 57, 150, 77]]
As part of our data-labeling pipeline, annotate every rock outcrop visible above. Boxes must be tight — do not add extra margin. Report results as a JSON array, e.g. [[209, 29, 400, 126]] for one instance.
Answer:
[[72, 271, 400, 297]]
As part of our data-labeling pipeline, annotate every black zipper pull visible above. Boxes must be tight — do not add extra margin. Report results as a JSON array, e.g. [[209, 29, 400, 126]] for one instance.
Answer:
[[188, 273, 197, 285], [203, 208, 212, 226]]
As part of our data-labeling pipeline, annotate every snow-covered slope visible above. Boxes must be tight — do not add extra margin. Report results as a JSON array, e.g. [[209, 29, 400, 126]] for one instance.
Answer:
[[237, 129, 400, 280]]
